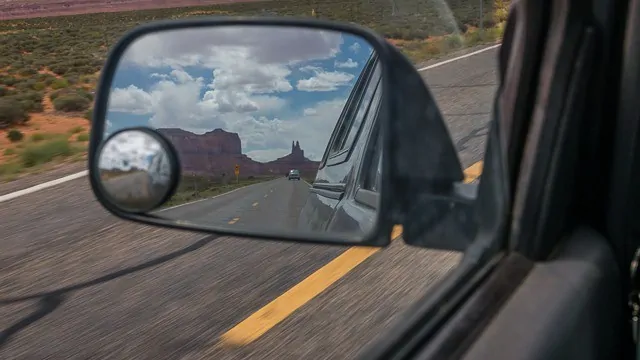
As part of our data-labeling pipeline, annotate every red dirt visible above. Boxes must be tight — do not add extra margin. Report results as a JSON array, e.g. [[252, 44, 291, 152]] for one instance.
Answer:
[[0, 0, 271, 21]]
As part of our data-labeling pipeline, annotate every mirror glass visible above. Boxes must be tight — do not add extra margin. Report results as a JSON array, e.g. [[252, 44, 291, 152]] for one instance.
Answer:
[[104, 25, 383, 240], [97, 129, 176, 212]]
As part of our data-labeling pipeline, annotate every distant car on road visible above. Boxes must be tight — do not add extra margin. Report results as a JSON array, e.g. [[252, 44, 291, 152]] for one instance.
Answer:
[[288, 169, 301, 180]]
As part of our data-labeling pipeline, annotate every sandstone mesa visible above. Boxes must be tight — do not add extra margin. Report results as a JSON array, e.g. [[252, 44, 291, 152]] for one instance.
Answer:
[[157, 128, 320, 178]]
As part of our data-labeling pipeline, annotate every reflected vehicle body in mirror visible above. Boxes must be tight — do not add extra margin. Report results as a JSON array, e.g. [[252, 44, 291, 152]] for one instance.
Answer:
[[297, 53, 383, 235], [102, 24, 382, 240], [96, 128, 179, 213]]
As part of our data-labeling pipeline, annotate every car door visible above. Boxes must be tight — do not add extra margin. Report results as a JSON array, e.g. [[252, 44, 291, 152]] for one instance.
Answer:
[[297, 54, 382, 233], [356, 0, 628, 357]]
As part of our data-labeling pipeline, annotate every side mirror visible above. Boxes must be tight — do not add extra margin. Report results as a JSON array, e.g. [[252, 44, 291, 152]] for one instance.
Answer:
[[88, 17, 471, 249]]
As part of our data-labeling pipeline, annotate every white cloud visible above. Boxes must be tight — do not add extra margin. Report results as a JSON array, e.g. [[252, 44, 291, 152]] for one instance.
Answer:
[[109, 74, 348, 161], [335, 58, 358, 68], [349, 42, 361, 53], [296, 66, 355, 92], [99, 130, 161, 170], [107, 27, 374, 162], [120, 26, 345, 69]]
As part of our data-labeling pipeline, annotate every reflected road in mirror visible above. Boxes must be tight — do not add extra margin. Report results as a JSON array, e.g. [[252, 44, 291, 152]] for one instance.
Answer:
[[106, 25, 380, 239]]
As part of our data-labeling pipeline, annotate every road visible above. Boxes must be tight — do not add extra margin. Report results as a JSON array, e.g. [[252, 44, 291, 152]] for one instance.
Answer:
[[159, 178, 311, 232], [0, 44, 498, 360]]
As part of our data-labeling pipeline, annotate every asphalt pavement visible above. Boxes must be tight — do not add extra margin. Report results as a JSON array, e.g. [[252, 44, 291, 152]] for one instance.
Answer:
[[159, 178, 311, 232], [0, 44, 498, 360]]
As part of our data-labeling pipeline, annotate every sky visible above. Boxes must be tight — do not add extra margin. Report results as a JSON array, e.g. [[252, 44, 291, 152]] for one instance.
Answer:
[[99, 130, 168, 174], [105, 25, 374, 162]]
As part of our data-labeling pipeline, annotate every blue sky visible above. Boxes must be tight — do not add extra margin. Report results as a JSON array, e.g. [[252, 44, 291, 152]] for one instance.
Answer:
[[105, 27, 374, 162]]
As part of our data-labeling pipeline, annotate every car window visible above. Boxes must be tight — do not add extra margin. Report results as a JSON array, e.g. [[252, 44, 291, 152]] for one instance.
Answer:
[[362, 128, 383, 193], [343, 74, 383, 154], [330, 62, 382, 155]]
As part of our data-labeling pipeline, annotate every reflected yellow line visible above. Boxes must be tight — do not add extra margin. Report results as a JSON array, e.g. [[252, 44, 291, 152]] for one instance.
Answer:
[[228, 217, 240, 225], [252, 202, 259, 207], [218, 161, 483, 347]]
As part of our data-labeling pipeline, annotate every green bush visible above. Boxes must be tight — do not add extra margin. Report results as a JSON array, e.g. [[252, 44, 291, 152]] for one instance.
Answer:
[[3, 91, 45, 113], [0, 76, 18, 86], [53, 94, 90, 112], [7, 129, 24, 142], [20, 138, 73, 167], [69, 126, 84, 134], [18, 68, 37, 76], [77, 133, 89, 142], [0, 99, 29, 128], [32, 82, 46, 91], [31, 133, 45, 141], [50, 78, 69, 89], [50, 87, 85, 101], [84, 108, 93, 122]]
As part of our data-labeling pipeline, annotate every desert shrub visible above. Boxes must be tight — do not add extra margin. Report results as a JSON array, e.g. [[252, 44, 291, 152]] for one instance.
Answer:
[[445, 34, 464, 49], [79, 75, 94, 84], [84, 108, 93, 122], [18, 68, 37, 76], [30, 133, 45, 141], [49, 64, 72, 76], [20, 138, 72, 167], [69, 126, 84, 134], [76, 89, 94, 101], [15, 79, 37, 91], [76, 133, 89, 142], [0, 76, 19, 86], [44, 77, 57, 86], [0, 99, 29, 128], [53, 94, 90, 112], [32, 82, 46, 91], [50, 78, 69, 89], [7, 129, 24, 142], [50, 87, 84, 101], [20, 99, 39, 113], [4, 92, 45, 113], [0, 162, 21, 177]]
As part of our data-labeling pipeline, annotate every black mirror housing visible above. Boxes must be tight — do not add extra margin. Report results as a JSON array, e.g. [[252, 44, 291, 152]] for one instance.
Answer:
[[88, 16, 467, 250]]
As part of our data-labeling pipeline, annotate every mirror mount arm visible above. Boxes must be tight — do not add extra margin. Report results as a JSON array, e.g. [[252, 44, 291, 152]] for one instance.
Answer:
[[402, 181, 479, 251], [383, 42, 466, 239]]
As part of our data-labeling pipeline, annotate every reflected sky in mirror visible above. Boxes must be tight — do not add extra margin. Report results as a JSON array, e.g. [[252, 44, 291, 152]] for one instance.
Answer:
[[106, 26, 373, 163], [99, 130, 163, 172]]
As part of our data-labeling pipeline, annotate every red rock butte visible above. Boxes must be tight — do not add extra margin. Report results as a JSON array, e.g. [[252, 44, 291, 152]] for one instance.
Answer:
[[157, 128, 320, 178], [0, 0, 271, 21]]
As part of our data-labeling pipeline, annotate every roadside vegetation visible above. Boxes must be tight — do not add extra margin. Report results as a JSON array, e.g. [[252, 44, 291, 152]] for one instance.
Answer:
[[0, 0, 508, 182], [162, 174, 279, 209]]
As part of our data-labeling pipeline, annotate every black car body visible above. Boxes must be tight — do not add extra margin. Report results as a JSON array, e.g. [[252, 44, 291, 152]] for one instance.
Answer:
[[297, 52, 384, 234]]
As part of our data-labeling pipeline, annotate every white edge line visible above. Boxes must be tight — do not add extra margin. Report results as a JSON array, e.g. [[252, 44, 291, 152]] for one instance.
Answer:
[[0, 170, 88, 203], [0, 43, 502, 203], [417, 44, 501, 72]]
